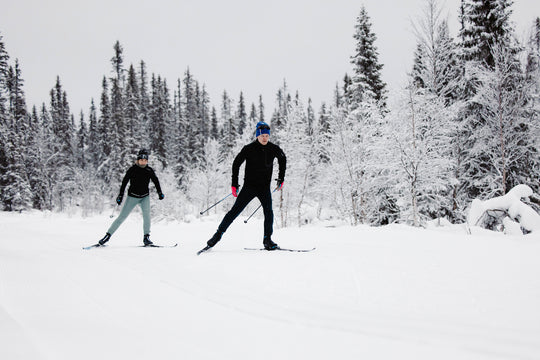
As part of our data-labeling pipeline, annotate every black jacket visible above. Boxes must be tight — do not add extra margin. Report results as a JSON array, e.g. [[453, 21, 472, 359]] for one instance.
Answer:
[[232, 139, 286, 188], [119, 165, 162, 198]]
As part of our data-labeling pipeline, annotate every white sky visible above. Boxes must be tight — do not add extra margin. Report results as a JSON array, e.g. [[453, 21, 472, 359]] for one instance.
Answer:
[[1, 0, 539, 118]]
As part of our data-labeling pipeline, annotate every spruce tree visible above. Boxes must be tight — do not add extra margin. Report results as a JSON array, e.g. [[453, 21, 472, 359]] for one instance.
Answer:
[[220, 90, 236, 155], [139, 61, 151, 148], [349, 6, 387, 109], [86, 100, 99, 165], [125, 64, 140, 153], [49, 77, 76, 210], [199, 84, 211, 143], [258, 95, 265, 123], [236, 91, 247, 135], [210, 107, 218, 140], [249, 103, 257, 125], [0, 36, 11, 209], [98, 77, 113, 184], [76, 111, 86, 167], [459, 0, 514, 68]]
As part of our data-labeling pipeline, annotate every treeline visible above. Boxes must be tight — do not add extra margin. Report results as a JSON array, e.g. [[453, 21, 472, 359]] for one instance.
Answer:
[[1, 0, 539, 227]]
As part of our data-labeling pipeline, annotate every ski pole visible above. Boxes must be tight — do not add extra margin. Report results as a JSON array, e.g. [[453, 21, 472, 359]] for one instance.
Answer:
[[200, 193, 233, 215], [244, 187, 279, 224], [109, 204, 120, 218]]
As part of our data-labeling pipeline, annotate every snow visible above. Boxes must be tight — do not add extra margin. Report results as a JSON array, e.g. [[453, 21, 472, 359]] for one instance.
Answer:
[[468, 185, 540, 234], [1, 211, 540, 360]]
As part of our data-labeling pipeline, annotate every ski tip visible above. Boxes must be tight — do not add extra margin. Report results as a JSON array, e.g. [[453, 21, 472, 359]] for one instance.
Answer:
[[197, 245, 212, 255], [83, 244, 103, 250]]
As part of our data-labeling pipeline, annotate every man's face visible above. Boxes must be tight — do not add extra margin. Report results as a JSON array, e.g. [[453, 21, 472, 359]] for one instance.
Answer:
[[138, 158, 148, 166], [258, 134, 269, 145]]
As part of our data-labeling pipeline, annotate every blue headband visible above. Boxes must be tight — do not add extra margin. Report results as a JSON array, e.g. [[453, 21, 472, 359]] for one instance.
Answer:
[[256, 124, 270, 137]]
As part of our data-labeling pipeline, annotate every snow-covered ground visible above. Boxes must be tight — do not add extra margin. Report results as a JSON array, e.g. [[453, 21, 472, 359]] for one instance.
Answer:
[[0, 211, 539, 360]]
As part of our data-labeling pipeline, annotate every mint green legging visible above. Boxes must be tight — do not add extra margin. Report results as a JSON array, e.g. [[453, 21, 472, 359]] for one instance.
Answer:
[[108, 195, 151, 235]]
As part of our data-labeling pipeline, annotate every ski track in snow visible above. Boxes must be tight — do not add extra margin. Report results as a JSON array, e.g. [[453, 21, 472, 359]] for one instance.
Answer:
[[0, 211, 539, 360]]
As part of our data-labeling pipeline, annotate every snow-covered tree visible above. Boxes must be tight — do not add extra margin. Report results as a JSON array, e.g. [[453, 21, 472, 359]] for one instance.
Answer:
[[49, 77, 76, 210], [349, 6, 387, 109], [459, 0, 515, 68], [387, 81, 458, 226], [467, 42, 538, 197]]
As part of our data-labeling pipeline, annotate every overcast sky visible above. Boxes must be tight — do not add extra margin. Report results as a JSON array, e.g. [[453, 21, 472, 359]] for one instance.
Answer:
[[1, 0, 539, 118]]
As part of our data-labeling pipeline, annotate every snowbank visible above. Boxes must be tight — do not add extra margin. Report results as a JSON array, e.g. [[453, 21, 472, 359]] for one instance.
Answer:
[[468, 184, 540, 235]]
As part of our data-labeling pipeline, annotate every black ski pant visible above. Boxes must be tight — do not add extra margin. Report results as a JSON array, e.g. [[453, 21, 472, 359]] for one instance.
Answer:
[[217, 185, 273, 238]]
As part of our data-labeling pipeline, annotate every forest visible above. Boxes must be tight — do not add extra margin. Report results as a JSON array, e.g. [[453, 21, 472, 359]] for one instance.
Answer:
[[0, 0, 539, 228]]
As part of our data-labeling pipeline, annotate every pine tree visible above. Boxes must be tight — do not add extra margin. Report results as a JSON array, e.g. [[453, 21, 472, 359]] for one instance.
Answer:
[[0, 33, 8, 116], [7, 60, 27, 121], [139, 61, 151, 148], [199, 84, 211, 143], [210, 107, 218, 140], [35, 104, 55, 210], [49, 77, 76, 210], [149, 74, 171, 166], [108, 42, 128, 179], [125, 64, 141, 153], [459, 0, 514, 68], [271, 80, 291, 142], [411, 43, 428, 88], [77, 111, 88, 168], [98, 76, 113, 184], [236, 91, 247, 135], [306, 98, 315, 136], [25, 106, 45, 209], [0, 36, 11, 208], [86, 100, 99, 165], [181, 68, 199, 164], [258, 95, 265, 123], [111, 41, 125, 87], [349, 6, 387, 109], [110, 76, 127, 173], [249, 102, 257, 125], [2, 59, 32, 211], [220, 90, 235, 153]]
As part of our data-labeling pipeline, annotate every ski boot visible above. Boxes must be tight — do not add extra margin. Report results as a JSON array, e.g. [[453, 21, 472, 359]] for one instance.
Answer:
[[98, 233, 111, 246], [207, 230, 223, 247], [263, 236, 278, 250], [143, 234, 153, 246], [197, 231, 223, 255]]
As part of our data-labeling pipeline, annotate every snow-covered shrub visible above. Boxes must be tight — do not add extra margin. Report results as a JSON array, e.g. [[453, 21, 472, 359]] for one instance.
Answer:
[[468, 184, 540, 235]]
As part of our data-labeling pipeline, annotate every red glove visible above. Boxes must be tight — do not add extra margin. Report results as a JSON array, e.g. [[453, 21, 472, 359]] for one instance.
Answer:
[[276, 179, 284, 190], [231, 186, 239, 197]]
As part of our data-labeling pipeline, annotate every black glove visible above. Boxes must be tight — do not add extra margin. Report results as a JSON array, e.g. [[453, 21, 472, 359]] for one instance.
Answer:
[[158, 193, 164, 200], [116, 194, 123, 205], [276, 179, 284, 190]]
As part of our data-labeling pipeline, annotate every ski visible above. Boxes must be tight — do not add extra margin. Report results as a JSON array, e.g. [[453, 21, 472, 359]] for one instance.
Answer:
[[83, 243, 177, 250], [244, 247, 316, 253], [197, 245, 212, 255], [83, 243, 106, 250], [138, 243, 178, 248]]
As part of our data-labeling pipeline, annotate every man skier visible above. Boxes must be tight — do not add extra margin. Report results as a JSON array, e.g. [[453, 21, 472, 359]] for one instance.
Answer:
[[198, 121, 286, 254], [95, 149, 164, 246]]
